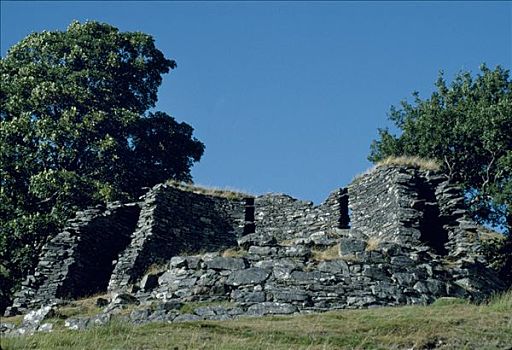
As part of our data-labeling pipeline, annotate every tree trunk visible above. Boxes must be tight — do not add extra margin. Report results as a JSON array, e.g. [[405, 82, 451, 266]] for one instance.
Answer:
[[507, 210, 512, 237]]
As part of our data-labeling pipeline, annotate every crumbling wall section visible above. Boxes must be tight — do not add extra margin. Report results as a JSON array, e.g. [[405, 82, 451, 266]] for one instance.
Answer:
[[132, 225, 504, 318], [6, 165, 506, 319], [254, 188, 349, 241], [348, 165, 504, 299], [349, 166, 430, 247], [349, 165, 490, 258], [5, 203, 139, 315], [108, 183, 248, 291]]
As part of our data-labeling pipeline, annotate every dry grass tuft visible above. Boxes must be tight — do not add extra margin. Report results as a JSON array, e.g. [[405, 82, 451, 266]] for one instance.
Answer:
[[376, 156, 441, 171], [352, 156, 442, 181], [311, 245, 340, 261], [365, 237, 381, 252], [221, 247, 247, 258], [166, 180, 252, 200], [338, 253, 361, 262], [56, 294, 109, 319], [144, 262, 168, 275], [477, 226, 507, 242], [1, 314, 24, 326], [279, 239, 299, 247]]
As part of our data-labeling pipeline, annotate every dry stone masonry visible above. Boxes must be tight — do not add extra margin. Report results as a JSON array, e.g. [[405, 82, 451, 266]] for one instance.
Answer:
[[3, 164, 507, 335], [6, 202, 140, 315], [254, 188, 349, 241], [108, 183, 249, 291]]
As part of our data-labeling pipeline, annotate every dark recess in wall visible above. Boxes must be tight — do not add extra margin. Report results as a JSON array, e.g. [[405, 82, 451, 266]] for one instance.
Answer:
[[417, 178, 448, 255], [339, 188, 350, 228], [61, 205, 141, 299], [244, 197, 256, 235]]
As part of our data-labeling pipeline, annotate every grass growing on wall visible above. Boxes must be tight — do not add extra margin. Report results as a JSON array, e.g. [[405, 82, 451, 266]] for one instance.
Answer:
[[353, 155, 442, 181], [376, 156, 441, 171], [3, 290, 511, 350], [165, 180, 253, 200], [311, 245, 340, 261]]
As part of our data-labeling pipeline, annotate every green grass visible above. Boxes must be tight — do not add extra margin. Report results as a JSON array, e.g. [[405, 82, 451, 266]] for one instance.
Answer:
[[2, 290, 512, 350]]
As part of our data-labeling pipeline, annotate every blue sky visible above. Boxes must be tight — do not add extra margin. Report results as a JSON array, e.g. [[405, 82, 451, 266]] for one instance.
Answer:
[[1, 1, 511, 203]]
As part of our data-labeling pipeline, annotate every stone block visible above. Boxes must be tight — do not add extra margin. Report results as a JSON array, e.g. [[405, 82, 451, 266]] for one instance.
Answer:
[[339, 238, 366, 255], [247, 302, 297, 316], [231, 289, 266, 303], [205, 257, 247, 271], [226, 268, 270, 286]]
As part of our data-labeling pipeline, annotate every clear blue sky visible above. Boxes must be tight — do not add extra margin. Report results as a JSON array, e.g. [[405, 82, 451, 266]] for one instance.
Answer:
[[1, 1, 511, 203]]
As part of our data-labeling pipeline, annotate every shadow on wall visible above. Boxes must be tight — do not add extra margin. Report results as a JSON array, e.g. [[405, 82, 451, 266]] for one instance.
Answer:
[[108, 186, 251, 290], [60, 205, 141, 299], [416, 177, 448, 255]]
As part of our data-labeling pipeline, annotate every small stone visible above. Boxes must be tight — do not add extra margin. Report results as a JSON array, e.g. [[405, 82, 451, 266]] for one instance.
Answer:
[[238, 233, 277, 249], [248, 246, 278, 256], [362, 266, 388, 280], [140, 273, 160, 291], [3, 307, 20, 317], [390, 255, 414, 267], [206, 257, 247, 270], [22, 306, 55, 329], [64, 318, 90, 331], [37, 323, 53, 333], [231, 290, 266, 303], [425, 279, 446, 296], [247, 302, 297, 316], [283, 245, 310, 258], [413, 281, 429, 294], [391, 273, 416, 286], [0, 322, 16, 333], [271, 289, 309, 303], [96, 297, 109, 307], [155, 300, 183, 311], [339, 238, 366, 255], [317, 260, 350, 275], [185, 256, 202, 269], [170, 256, 187, 268], [90, 313, 111, 326], [111, 293, 140, 306], [130, 308, 151, 323], [194, 306, 217, 317]]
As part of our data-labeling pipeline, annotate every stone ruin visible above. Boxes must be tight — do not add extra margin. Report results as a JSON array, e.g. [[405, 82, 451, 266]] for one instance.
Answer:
[[3, 164, 507, 327]]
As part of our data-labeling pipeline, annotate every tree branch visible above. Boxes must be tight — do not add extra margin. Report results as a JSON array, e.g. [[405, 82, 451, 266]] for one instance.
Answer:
[[481, 152, 496, 194], [443, 155, 454, 179]]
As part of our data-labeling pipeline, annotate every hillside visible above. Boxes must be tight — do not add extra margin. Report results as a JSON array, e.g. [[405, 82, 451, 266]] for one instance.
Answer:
[[2, 291, 511, 350]]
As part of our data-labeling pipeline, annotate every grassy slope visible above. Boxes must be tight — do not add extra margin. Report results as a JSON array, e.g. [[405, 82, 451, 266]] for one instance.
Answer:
[[2, 292, 511, 350]]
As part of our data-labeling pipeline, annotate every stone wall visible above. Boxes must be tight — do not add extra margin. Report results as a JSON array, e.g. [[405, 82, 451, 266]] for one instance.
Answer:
[[6, 203, 140, 315], [348, 166, 485, 256], [348, 165, 503, 299], [5, 165, 506, 319], [119, 165, 504, 320], [123, 222, 504, 323], [254, 188, 349, 241], [348, 166, 445, 248], [107, 183, 249, 291]]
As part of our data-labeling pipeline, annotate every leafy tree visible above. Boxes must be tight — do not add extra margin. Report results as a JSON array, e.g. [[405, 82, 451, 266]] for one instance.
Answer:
[[0, 21, 204, 311], [369, 65, 512, 233]]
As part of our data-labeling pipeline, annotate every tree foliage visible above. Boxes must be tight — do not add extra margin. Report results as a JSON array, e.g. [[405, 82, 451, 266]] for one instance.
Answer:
[[369, 65, 512, 233], [0, 21, 204, 310]]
